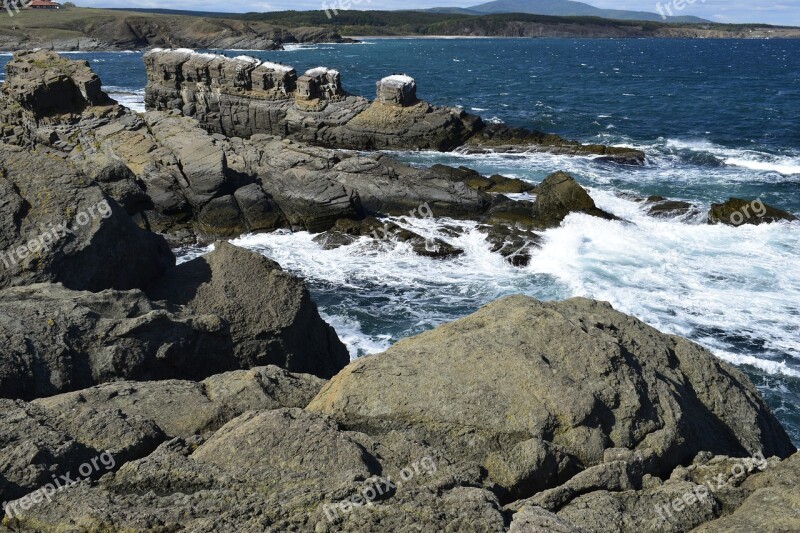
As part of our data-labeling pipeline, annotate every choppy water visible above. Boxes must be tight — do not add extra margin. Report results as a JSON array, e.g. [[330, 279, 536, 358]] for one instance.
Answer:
[[2, 39, 798, 443]]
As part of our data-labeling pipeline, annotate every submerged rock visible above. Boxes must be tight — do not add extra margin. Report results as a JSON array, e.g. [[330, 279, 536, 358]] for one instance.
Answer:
[[463, 123, 646, 165], [708, 197, 797, 226]]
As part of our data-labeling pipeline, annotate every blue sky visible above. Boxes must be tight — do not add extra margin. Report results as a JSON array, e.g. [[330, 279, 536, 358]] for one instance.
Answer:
[[74, 0, 800, 26]]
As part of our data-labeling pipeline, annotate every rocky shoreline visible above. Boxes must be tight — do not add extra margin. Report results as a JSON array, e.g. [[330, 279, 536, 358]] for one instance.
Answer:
[[1, 7, 799, 52], [0, 50, 798, 532]]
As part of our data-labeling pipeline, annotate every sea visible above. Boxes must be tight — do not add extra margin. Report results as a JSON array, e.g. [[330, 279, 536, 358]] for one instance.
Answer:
[[2, 39, 798, 444]]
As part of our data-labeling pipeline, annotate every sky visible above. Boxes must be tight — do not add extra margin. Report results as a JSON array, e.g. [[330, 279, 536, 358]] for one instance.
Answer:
[[73, 0, 800, 26]]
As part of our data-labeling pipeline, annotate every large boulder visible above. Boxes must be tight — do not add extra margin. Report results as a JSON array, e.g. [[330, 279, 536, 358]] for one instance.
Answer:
[[308, 296, 795, 502], [0, 283, 233, 400], [0, 145, 174, 291], [147, 241, 350, 378], [2, 50, 113, 118]]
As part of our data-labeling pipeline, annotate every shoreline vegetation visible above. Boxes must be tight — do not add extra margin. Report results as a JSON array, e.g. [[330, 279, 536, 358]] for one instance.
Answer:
[[1, 7, 799, 51]]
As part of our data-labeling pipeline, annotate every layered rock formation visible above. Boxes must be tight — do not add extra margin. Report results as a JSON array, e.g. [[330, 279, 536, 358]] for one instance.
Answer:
[[2, 50, 630, 257], [2, 297, 796, 532], [143, 49, 645, 161]]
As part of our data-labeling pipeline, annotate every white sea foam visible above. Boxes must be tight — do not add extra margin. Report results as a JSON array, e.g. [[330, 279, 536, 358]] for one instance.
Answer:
[[106, 87, 145, 113], [724, 157, 800, 176], [217, 179, 800, 378]]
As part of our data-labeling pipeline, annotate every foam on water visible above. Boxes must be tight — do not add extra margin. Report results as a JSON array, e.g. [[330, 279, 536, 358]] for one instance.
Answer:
[[218, 193, 800, 384], [528, 190, 800, 377], [106, 87, 145, 113]]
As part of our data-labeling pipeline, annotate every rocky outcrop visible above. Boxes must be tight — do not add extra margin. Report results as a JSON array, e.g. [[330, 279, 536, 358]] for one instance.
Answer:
[[3, 296, 797, 532], [0, 242, 350, 400], [0, 145, 174, 291], [308, 296, 795, 503], [145, 49, 482, 152], [708, 197, 798, 226], [1, 51, 626, 250], [147, 241, 350, 378], [143, 49, 643, 160]]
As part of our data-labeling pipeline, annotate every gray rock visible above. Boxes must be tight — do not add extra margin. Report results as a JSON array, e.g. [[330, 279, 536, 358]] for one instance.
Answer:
[[0, 283, 233, 400], [0, 145, 174, 292], [34, 365, 325, 440], [376, 74, 417, 106], [708, 197, 797, 226], [308, 296, 795, 503], [147, 241, 350, 379], [0, 399, 139, 505], [693, 452, 800, 532]]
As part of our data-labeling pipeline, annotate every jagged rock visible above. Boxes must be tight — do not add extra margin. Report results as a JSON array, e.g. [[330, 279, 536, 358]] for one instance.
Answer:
[[430, 164, 537, 194], [312, 217, 464, 258], [482, 225, 543, 267], [2, 50, 113, 118], [308, 296, 796, 504], [0, 242, 346, 398], [644, 195, 699, 219], [707, 197, 797, 226], [693, 452, 800, 532], [0, 283, 234, 400], [147, 241, 350, 379], [530, 171, 616, 228], [0, 145, 174, 292]]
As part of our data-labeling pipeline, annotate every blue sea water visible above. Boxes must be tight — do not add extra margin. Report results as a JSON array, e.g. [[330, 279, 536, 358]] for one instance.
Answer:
[[2, 39, 798, 443]]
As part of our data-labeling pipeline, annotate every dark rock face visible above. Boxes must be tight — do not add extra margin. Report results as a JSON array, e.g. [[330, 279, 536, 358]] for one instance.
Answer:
[[148, 241, 350, 379], [0, 242, 350, 400], [0, 283, 233, 400], [708, 197, 798, 226], [530, 171, 616, 229], [0, 145, 174, 292]]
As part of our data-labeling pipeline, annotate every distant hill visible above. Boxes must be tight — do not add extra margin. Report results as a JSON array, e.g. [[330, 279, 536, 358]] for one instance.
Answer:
[[430, 0, 710, 23]]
